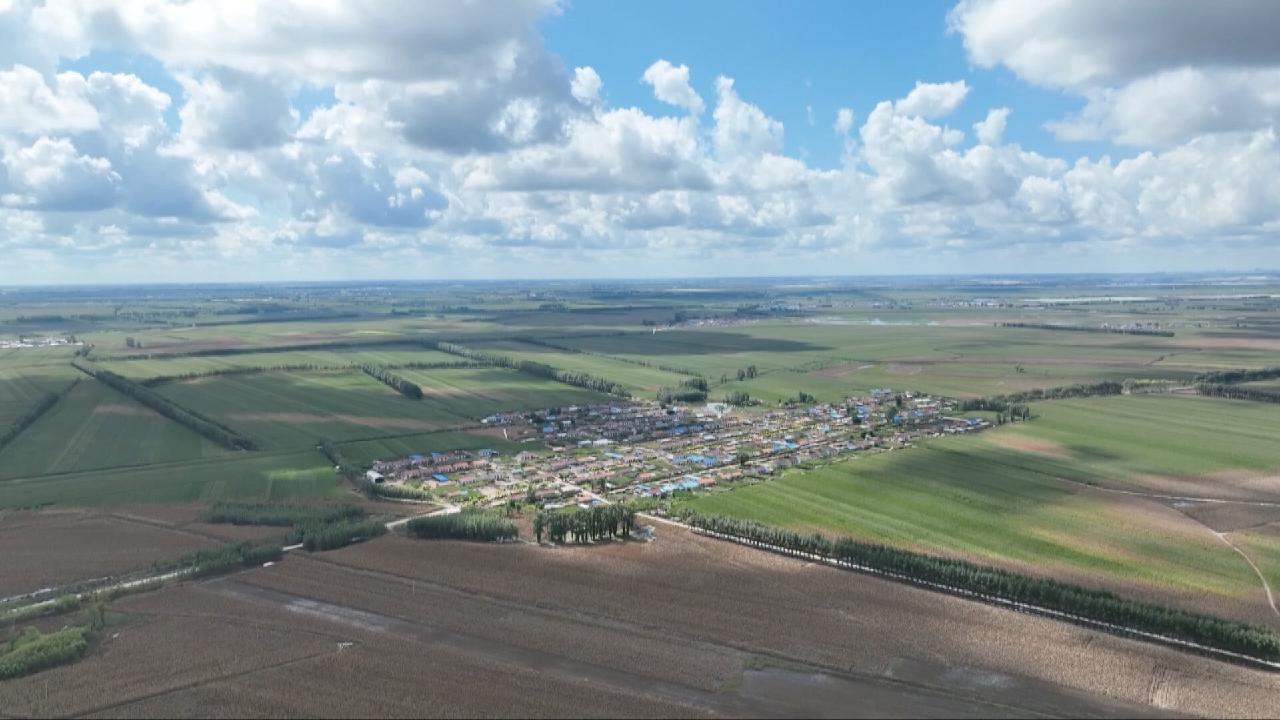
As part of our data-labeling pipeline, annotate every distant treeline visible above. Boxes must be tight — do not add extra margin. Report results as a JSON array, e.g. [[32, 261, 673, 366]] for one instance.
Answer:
[[73, 361, 257, 450], [517, 336, 704, 377], [106, 338, 422, 360], [0, 378, 79, 451], [141, 360, 480, 387], [1194, 366, 1280, 385], [427, 341, 631, 397], [998, 322, 1174, 337], [140, 363, 336, 386], [956, 381, 1123, 412], [361, 364, 423, 399], [534, 505, 637, 544], [1196, 383, 1280, 404], [406, 510, 516, 541], [682, 513, 1280, 663]]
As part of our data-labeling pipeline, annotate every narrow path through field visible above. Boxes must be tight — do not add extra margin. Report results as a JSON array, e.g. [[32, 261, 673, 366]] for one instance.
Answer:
[[1213, 532, 1279, 618]]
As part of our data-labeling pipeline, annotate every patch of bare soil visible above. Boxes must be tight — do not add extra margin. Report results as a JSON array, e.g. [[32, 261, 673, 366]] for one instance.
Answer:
[[886, 362, 925, 375], [808, 362, 875, 379], [1128, 468, 1280, 504], [984, 431, 1074, 459]]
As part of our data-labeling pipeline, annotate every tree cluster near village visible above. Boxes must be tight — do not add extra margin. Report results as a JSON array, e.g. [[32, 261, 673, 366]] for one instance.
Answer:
[[534, 505, 637, 544]]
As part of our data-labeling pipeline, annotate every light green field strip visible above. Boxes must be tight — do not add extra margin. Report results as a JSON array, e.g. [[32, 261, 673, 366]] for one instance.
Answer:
[[0, 378, 229, 480], [0, 449, 343, 508]]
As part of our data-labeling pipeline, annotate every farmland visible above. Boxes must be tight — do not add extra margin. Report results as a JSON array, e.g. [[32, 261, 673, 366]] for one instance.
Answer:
[[4, 531, 1277, 717], [682, 394, 1280, 627], [0, 450, 342, 508], [0, 379, 229, 479], [3, 275, 1280, 715], [153, 368, 607, 451]]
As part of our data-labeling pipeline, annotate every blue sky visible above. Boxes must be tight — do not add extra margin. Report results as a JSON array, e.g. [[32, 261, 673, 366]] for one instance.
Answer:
[[1, 0, 1278, 283], [543, 0, 1107, 166]]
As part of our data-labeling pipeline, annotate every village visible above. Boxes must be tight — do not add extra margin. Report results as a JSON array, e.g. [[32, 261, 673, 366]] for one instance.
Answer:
[[365, 389, 991, 509]]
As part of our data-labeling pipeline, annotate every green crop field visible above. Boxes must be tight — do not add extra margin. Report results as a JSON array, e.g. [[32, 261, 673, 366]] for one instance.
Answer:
[[0, 347, 80, 429], [465, 338, 691, 396], [95, 346, 461, 380], [681, 394, 1280, 623], [392, 366, 611, 418], [978, 395, 1280, 498], [0, 379, 229, 479], [154, 367, 607, 451], [0, 449, 343, 508]]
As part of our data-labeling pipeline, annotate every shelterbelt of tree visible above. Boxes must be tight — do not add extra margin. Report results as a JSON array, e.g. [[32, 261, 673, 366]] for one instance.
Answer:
[[71, 360, 256, 450], [679, 512, 1280, 665]]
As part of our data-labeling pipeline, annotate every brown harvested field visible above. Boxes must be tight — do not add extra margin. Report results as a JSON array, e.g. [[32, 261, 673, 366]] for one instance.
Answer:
[[8, 529, 1277, 718], [0, 509, 216, 598], [984, 432, 1074, 459], [92, 403, 157, 416]]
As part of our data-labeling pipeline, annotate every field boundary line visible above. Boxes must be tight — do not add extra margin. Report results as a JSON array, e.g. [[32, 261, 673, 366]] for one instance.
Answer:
[[688, 527, 1280, 673], [1213, 532, 1279, 617]]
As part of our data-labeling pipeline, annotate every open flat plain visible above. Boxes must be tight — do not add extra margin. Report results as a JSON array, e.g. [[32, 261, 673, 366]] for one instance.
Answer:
[[5, 529, 1277, 718]]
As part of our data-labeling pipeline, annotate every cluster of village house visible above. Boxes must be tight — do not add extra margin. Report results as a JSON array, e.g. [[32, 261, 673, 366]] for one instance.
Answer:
[[0, 335, 81, 350], [366, 390, 989, 507]]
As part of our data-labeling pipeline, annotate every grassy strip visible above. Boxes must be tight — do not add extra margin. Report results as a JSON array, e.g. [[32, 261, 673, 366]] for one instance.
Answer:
[[0, 377, 80, 452], [71, 360, 256, 450], [679, 512, 1280, 663], [204, 500, 362, 526], [405, 510, 516, 541], [360, 364, 423, 399]]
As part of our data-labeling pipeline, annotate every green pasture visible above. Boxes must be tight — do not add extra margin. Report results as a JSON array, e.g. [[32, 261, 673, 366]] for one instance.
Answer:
[[0, 379, 228, 479], [0, 449, 342, 508]]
